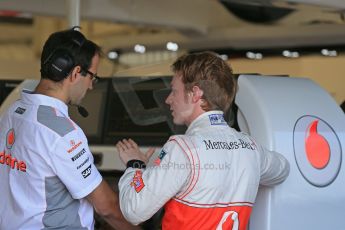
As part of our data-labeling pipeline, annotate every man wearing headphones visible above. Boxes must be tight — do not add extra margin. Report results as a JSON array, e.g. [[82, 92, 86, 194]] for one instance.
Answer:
[[0, 28, 137, 230]]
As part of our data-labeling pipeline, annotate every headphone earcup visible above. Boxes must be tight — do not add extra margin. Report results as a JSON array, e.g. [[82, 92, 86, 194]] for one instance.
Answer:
[[47, 49, 75, 80]]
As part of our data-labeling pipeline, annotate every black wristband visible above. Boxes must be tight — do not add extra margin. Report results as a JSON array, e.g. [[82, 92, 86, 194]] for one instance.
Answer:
[[126, 159, 146, 169]]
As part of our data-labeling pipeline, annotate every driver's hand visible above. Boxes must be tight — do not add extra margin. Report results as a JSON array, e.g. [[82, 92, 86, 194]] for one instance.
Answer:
[[116, 138, 155, 165]]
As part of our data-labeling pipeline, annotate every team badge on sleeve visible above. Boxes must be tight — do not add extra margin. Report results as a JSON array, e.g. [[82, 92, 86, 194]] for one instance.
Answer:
[[154, 149, 167, 166], [130, 170, 145, 193]]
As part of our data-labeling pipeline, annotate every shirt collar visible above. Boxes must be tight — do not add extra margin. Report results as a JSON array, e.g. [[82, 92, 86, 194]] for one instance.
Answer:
[[21, 89, 69, 117], [186, 110, 227, 135]]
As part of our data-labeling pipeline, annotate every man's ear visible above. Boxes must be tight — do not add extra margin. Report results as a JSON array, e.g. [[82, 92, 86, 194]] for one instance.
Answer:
[[69, 65, 82, 83], [191, 85, 203, 103]]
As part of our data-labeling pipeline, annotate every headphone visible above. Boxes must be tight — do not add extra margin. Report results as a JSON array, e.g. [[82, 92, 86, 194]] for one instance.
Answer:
[[41, 28, 86, 82]]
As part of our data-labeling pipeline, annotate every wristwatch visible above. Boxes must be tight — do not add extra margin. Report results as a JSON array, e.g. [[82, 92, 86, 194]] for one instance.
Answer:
[[126, 159, 146, 169]]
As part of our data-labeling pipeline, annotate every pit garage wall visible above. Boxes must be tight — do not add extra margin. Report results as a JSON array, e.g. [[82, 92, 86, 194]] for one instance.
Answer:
[[231, 55, 345, 104]]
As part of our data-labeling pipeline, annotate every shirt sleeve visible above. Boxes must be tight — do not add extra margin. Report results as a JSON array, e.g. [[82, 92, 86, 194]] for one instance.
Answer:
[[118, 140, 191, 225], [257, 143, 290, 186], [50, 129, 102, 199]]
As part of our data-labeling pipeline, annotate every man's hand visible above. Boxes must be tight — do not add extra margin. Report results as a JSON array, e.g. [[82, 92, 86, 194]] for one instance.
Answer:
[[116, 139, 155, 165], [87, 180, 141, 230]]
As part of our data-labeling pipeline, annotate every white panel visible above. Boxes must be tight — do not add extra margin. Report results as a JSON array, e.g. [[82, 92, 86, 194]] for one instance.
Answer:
[[235, 75, 345, 230]]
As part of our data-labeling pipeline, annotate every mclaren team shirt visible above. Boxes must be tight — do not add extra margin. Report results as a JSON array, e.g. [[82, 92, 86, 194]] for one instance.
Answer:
[[0, 90, 102, 230]]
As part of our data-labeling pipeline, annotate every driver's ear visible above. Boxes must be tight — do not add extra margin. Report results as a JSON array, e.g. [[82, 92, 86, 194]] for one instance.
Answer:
[[191, 85, 203, 103]]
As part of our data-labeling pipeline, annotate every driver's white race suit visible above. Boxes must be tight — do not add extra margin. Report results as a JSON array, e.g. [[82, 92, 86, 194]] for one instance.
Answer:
[[119, 110, 289, 230]]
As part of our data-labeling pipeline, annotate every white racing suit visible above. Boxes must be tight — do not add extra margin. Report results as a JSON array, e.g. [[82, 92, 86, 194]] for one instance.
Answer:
[[119, 110, 289, 230]]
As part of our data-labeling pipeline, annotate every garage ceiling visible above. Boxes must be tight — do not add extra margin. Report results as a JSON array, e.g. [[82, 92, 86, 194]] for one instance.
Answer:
[[0, 0, 344, 77]]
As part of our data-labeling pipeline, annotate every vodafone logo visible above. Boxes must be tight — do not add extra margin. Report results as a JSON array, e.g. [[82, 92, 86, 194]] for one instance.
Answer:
[[293, 115, 342, 187], [6, 129, 15, 149], [305, 120, 330, 169]]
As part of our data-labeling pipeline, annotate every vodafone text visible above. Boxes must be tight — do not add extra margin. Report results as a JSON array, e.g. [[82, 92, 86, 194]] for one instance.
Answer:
[[0, 150, 27, 172]]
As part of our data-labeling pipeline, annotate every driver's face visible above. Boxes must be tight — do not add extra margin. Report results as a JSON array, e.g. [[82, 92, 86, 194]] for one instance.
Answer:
[[165, 74, 193, 126]]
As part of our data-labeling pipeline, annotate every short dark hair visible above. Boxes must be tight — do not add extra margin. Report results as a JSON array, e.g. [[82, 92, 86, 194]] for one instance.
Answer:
[[171, 51, 236, 112], [40, 27, 101, 82]]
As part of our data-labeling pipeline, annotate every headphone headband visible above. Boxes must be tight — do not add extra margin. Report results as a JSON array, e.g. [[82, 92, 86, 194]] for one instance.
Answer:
[[41, 28, 86, 81]]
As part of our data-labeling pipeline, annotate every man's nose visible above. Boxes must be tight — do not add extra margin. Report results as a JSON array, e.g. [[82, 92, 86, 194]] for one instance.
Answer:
[[165, 94, 171, 105]]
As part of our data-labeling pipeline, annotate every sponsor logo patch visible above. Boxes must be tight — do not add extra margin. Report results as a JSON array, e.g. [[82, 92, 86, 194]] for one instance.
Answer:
[[81, 164, 92, 178], [154, 149, 167, 166], [208, 114, 226, 125], [71, 148, 86, 161], [1, 129, 26, 172], [67, 141, 82, 153], [203, 138, 256, 151], [6, 129, 15, 149], [130, 170, 145, 193], [15, 107, 26, 115], [77, 157, 89, 170]]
